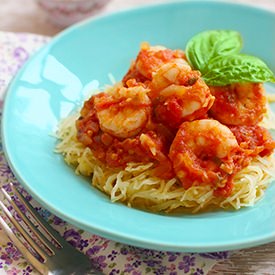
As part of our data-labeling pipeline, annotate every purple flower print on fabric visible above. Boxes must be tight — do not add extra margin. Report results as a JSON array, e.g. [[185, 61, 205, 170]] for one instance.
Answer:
[[13, 47, 29, 64], [0, 242, 21, 265], [178, 255, 196, 273], [199, 251, 229, 260]]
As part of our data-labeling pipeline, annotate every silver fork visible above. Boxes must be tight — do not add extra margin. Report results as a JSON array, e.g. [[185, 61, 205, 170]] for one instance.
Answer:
[[0, 183, 104, 275]]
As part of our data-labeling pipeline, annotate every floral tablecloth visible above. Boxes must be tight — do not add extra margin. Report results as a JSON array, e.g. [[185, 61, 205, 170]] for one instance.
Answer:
[[0, 31, 231, 275]]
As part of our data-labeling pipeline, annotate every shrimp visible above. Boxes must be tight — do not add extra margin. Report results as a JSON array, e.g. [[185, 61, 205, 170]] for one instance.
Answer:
[[76, 82, 151, 161], [76, 92, 174, 176], [122, 42, 186, 85], [151, 60, 215, 128], [150, 58, 199, 93], [94, 83, 151, 139], [209, 83, 267, 125], [169, 119, 239, 194]]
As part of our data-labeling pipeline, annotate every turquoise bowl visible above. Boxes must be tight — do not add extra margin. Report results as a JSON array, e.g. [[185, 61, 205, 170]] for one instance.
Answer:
[[2, 0, 275, 252]]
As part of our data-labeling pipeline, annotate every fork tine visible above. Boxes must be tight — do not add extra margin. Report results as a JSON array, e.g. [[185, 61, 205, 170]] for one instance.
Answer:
[[2, 184, 103, 275], [10, 183, 67, 248], [0, 201, 48, 274], [0, 191, 48, 262], [1, 186, 56, 256]]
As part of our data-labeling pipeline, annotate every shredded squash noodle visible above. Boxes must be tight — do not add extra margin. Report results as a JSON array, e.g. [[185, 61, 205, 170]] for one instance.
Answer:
[[55, 109, 275, 213]]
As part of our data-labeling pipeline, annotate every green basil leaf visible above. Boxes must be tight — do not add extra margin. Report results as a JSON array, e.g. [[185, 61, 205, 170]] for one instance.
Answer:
[[203, 54, 275, 86], [186, 30, 242, 73]]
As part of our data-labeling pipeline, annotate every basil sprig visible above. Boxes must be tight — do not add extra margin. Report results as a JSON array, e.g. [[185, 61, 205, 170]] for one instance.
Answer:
[[186, 30, 275, 86]]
